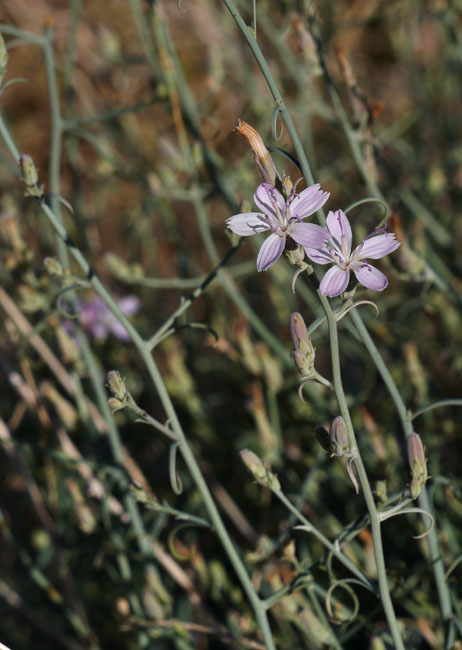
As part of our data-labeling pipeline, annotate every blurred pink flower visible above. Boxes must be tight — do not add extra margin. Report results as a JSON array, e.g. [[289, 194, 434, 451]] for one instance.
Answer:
[[68, 295, 140, 341], [304, 210, 400, 297]]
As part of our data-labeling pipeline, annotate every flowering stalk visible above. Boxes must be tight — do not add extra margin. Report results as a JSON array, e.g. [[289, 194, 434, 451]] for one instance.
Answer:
[[317, 288, 405, 650]]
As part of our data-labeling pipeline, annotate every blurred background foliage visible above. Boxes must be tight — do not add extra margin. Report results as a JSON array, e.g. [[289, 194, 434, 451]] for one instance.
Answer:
[[0, 0, 461, 648]]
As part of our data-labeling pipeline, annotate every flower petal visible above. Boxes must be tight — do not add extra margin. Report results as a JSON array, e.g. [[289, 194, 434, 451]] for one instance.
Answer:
[[289, 184, 330, 220], [353, 263, 388, 291], [319, 265, 350, 297], [118, 295, 141, 316], [253, 183, 286, 223], [304, 244, 334, 265], [226, 212, 270, 236], [326, 210, 352, 257], [353, 233, 400, 260], [109, 320, 131, 341], [290, 222, 328, 248], [256, 233, 285, 271]]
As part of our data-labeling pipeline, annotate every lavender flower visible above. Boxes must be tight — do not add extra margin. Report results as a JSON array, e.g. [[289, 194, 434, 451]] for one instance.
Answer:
[[68, 295, 140, 341], [305, 210, 400, 297], [226, 183, 329, 271]]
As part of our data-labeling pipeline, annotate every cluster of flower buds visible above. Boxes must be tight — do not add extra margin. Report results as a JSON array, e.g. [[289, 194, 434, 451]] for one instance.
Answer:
[[290, 312, 331, 392], [240, 449, 281, 492], [107, 370, 135, 413], [407, 432, 428, 499], [19, 154, 44, 199]]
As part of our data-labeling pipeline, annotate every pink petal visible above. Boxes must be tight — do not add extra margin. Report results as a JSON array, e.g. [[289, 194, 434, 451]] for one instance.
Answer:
[[289, 184, 330, 220], [304, 244, 334, 265], [353, 233, 400, 260], [256, 233, 285, 271], [109, 321, 131, 341], [354, 263, 388, 291], [290, 222, 328, 248], [90, 322, 109, 340], [118, 295, 141, 316], [319, 266, 350, 297], [326, 210, 352, 256], [226, 212, 270, 236], [253, 183, 285, 223]]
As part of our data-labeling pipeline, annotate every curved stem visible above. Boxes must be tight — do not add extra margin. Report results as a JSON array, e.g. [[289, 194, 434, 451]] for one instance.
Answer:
[[411, 399, 462, 421], [37, 199, 276, 650], [349, 309, 455, 648], [273, 489, 377, 595]]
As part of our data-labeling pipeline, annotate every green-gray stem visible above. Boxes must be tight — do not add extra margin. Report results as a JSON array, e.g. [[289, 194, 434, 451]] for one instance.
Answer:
[[319, 292, 405, 650], [38, 201, 277, 650], [273, 489, 377, 596]]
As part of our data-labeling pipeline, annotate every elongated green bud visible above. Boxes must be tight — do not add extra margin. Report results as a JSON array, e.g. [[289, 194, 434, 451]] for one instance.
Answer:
[[407, 432, 428, 499], [240, 449, 280, 491], [329, 416, 349, 457], [44, 257, 65, 278], [107, 370, 127, 401], [0, 34, 8, 85], [290, 312, 316, 376], [19, 154, 44, 198]]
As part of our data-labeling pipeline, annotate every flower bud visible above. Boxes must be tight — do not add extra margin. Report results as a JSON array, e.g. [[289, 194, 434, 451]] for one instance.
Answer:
[[282, 174, 294, 197], [290, 312, 316, 376], [285, 246, 305, 267], [315, 426, 331, 453], [290, 312, 308, 348], [107, 370, 127, 401], [329, 416, 349, 457], [19, 154, 44, 198], [20, 154, 38, 187], [234, 119, 279, 185], [240, 449, 281, 491], [108, 397, 126, 413], [407, 432, 427, 499], [0, 34, 8, 85], [44, 257, 65, 278]]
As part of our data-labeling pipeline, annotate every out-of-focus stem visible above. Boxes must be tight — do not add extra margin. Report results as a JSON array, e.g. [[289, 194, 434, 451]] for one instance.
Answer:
[[36, 199, 277, 650], [272, 489, 377, 595]]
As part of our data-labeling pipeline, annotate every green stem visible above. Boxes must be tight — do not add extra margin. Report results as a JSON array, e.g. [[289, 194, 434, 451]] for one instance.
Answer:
[[37, 199, 276, 650], [319, 293, 405, 650], [411, 399, 462, 421], [349, 309, 456, 649], [222, 0, 325, 224], [273, 489, 377, 595]]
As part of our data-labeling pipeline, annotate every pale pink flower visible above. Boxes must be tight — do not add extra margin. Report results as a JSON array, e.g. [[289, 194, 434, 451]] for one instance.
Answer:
[[65, 295, 140, 341], [226, 183, 329, 271], [305, 210, 400, 297]]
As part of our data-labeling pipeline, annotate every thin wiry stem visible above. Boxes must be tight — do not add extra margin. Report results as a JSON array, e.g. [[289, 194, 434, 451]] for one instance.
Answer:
[[37, 200, 277, 650], [318, 293, 405, 650]]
